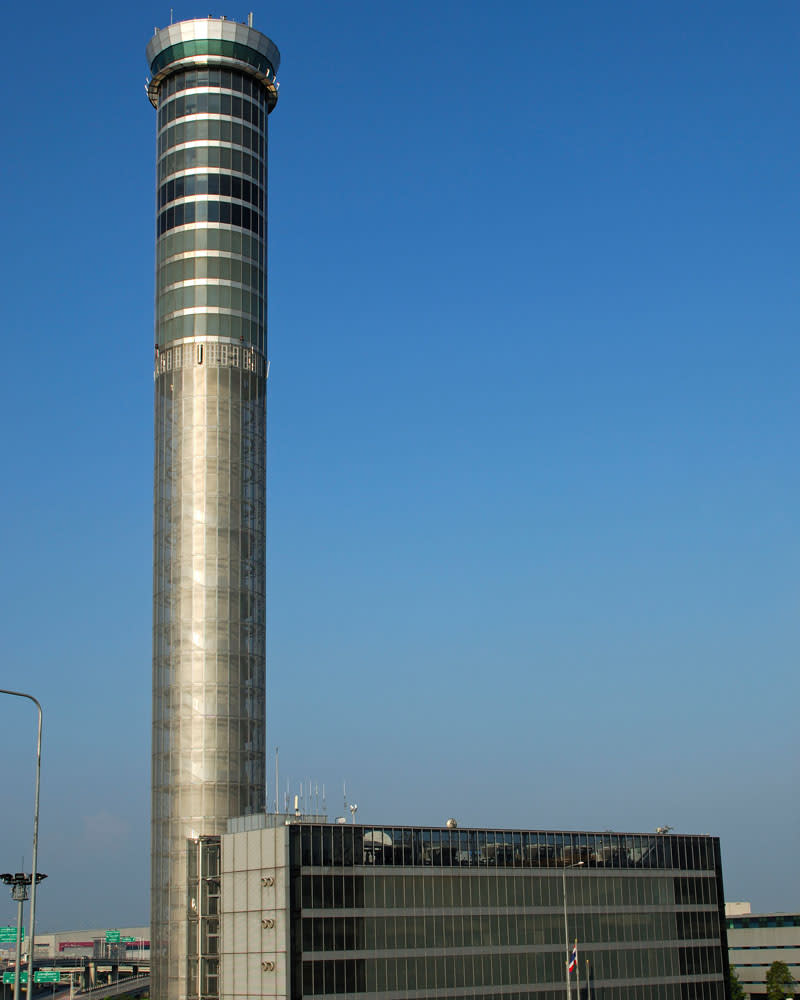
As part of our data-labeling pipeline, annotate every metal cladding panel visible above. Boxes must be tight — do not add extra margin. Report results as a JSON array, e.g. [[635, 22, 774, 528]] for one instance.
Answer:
[[153, 358, 266, 1000], [149, 19, 277, 1000], [220, 827, 290, 1000]]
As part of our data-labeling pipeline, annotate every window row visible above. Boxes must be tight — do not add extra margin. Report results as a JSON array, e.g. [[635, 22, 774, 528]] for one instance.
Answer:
[[156, 312, 264, 350], [728, 915, 800, 929], [155, 592, 263, 632], [158, 173, 263, 211], [157, 284, 263, 322], [154, 342, 265, 376], [151, 781, 261, 821], [153, 726, 266, 766], [157, 200, 263, 238], [150, 38, 275, 82], [158, 91, 265, 131], [300, 947, 723, 995], [296, 985, 720, 1000], [151, 698, 265, 734], [159, 144, 263, 184], [297, 987, 723, 1000], [158, 118, 264, 158], [298, 872, 716, 911], [159, 256, 263, 291], [152, 612, 265, 648], [157, 226, 263, 267], [153, 540, 264, 581], [154, 484, 264, 519], [187, 953, 218, 997], [674, 877, 717, 906], [150, 649, 263, 676], [676, 911, 721, 941], [295, 825, 719, 873], [159, 67, 267, 103], [300, 911, 715, 953]]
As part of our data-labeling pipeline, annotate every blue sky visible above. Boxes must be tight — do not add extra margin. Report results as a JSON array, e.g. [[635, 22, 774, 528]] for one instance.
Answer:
[[0, 0, 797, 930]]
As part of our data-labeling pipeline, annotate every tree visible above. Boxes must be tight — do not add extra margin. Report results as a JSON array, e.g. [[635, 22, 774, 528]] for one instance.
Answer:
[[729, 964, 746, 1000], [766, 960, 795, 1000]]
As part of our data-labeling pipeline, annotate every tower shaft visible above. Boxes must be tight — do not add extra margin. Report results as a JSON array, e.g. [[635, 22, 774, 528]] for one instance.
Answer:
[[146, 19, 279, 1000]]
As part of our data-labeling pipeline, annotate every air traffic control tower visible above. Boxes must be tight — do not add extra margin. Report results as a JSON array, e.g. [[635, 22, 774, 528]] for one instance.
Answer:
[[146, 17, 279, 1000]]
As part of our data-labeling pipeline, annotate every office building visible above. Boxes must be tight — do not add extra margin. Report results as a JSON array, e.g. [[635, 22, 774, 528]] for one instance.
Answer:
[[209, 819, 729, 1000], [726, 903, 800, 998], [145, 17, 280, 1000]]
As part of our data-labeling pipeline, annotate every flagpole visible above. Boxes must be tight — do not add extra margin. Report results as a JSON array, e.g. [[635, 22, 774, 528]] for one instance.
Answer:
[[562, 861, 583, 1000], [575, 941, 580, 1000], [586, 959, 591, 1000], [562, 865, 571, 1000]]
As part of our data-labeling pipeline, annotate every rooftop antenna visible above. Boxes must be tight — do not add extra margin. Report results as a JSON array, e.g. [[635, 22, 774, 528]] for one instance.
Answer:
[[284, 778, 289, 813], [343, 781, 348, 814], [248, 11, 253, 27], [170, 8, 174, 24], [274, 747, 279, 813], [322, 784, 326, 815], [349, 803, 358, 824], [315, 783, 319, 815]]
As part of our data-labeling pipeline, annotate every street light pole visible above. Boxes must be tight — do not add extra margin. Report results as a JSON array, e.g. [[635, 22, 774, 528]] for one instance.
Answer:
[[562, 861, 584, 1000], [11, 879, 26, 1000], [1, 876, 46, 1000], [0, 690, 43, 975]]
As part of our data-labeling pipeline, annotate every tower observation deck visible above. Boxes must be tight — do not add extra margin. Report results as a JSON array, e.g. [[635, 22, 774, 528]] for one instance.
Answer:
[[145, 17, 279, 1000]]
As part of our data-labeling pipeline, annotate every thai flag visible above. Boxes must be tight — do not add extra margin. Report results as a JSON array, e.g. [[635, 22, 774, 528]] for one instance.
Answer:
[[568, 942, 578, 973]]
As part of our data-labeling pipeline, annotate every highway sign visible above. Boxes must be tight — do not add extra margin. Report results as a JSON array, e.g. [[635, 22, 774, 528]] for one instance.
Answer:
[[121, 936, 136, 943], [3, 972, 28, 984], [105, 930, 121, 943], [35, 972, 60, 983], [0, 926, 23, 942]]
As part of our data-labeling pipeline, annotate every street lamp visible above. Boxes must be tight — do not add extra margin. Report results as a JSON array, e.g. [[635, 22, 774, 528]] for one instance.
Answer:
[[561, 860, 584, 1000], [0, 690, 43, 975], [1, 873, 47, 1000]]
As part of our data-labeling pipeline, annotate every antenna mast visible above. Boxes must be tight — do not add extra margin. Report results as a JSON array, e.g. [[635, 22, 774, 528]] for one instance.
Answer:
[[274, 747, 279, 813]]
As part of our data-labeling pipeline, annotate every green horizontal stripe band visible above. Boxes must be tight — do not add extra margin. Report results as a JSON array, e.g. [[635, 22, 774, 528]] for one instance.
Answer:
[[151, 39, 275, 79]]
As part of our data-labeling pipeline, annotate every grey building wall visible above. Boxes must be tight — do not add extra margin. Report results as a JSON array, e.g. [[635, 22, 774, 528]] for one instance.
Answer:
[[221, 826, 291, 1000], [726, 912, 800, 998]]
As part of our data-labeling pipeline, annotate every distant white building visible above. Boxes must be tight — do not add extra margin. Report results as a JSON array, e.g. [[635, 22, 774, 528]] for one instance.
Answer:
[[725, 903, 800, 998], [0, 927, 148, 962]]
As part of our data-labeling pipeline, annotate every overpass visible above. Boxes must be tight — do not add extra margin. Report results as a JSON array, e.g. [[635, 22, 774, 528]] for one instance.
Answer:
[[0, 962, 150, 1000], [74, 974, 150, 999]]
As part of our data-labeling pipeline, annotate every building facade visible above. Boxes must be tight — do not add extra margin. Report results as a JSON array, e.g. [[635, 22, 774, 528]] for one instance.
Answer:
[[726, 904, 800, 998], [215, 820, 730, 1000], [145, 18, 280, 1000]]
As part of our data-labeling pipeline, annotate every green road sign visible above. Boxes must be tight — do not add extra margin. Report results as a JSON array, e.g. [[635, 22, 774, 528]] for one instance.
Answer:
[[35, 972, 60, 983], [3, 972, 28, 984], [0, 926, 24, 943], [105, 930, 121, 943], [120, 936, 136, 943]]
